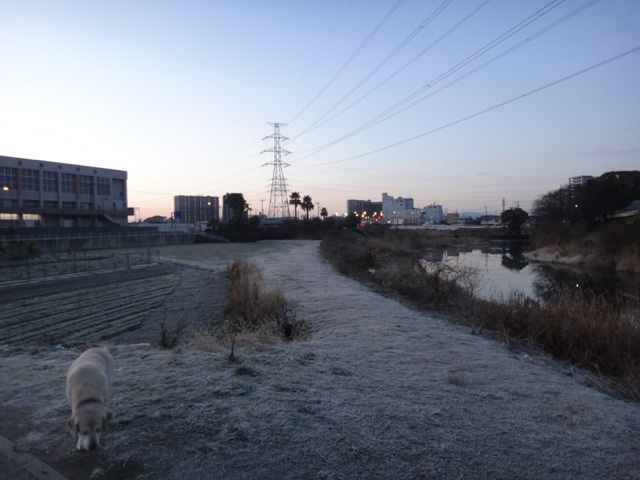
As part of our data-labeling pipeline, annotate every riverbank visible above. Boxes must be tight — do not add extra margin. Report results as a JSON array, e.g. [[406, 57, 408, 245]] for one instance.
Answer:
[[525, 245, 640, 273], [2, 240, 640, 479]]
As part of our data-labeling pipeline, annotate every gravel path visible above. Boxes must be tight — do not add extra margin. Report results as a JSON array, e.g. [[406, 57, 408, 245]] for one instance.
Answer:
[[1, 240, 639, 479]]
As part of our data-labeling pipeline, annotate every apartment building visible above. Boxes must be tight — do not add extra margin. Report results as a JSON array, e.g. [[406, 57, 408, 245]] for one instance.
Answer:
[[382, 192, 419, 224], [0, 155, 129, 228], [569, 175, 594, 189], [346, 198, 383, 216], [174, 195, 219, 225]]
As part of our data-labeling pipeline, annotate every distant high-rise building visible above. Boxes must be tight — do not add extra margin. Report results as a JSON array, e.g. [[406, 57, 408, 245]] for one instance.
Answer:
[[569, 175, 594, 189], [382, 193, 416, 222], [347, 199, 382, 216], [173, 195, 219, 224]]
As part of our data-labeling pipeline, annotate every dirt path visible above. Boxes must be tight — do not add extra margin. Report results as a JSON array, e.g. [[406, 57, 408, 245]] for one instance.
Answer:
[[1, 240, 639, 479]]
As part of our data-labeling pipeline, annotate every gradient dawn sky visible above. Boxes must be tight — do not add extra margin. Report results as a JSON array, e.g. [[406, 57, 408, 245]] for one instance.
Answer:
[[1, 0, 639, 220]]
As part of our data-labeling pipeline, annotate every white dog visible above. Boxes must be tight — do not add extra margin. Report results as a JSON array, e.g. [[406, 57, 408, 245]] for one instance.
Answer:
[[66, 347, 114, 451], [65, 344, 149, 451]]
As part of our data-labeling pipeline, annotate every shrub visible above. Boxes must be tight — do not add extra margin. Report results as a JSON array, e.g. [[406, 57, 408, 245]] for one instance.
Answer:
[[472, 291, 640, 399], [202, 258, 309, 360]]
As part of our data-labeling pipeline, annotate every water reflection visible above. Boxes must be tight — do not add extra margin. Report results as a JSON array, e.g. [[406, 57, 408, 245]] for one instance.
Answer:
[[531, 264, 637, 302], [438, 248, 639, 302], [501, 246, 528, 272]]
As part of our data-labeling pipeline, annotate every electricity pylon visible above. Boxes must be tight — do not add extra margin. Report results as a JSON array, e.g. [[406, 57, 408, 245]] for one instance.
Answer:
[[262, 122, 292, 219]]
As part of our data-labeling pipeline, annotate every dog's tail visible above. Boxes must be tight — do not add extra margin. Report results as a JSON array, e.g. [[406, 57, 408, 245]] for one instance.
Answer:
[[108, 343, 151, 354]]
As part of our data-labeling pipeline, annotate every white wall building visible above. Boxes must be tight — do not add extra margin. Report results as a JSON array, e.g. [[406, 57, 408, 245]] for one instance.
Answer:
[[1, 155, 129, 228], [382, 193, 421, 224], [422, 204, 444, 224]]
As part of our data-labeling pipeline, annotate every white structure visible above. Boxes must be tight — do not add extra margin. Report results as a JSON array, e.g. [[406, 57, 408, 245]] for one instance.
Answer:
[[382, 193, 421, 224], [1, 155, 129, 228], [569, 175, 593, 189], [422, 204, 444, 224]]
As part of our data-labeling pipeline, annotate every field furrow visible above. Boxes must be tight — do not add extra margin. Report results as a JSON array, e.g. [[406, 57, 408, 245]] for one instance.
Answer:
[[0, 288, 174, 344], [0, 275, 178, 326], [0, 272, 180, 345]]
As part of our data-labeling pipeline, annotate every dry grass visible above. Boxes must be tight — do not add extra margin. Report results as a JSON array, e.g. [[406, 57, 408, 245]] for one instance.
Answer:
[[321, 231, 640, 400], [618, 244, 640, 272], [190, 257, 310, 359], [472, 292, 640, 399]]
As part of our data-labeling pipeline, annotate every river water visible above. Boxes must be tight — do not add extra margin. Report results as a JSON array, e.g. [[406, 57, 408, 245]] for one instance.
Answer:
[[444, 248, 640, 301]]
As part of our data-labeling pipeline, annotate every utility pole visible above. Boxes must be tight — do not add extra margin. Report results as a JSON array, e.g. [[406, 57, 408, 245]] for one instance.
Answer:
[[262, 122, 291, 219]]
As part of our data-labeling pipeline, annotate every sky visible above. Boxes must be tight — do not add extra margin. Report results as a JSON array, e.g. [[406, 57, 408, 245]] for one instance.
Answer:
[[1, 0, 639, 220]]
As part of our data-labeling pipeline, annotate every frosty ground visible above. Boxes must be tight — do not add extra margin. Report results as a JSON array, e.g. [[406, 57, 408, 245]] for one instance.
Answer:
[[1, 240, 639, 479]]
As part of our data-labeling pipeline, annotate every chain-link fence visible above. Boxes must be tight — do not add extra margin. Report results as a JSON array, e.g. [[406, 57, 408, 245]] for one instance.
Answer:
[[0, 250, 160, 285]]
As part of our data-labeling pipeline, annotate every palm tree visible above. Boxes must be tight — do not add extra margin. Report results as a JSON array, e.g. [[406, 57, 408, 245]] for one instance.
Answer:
[[320, 207, 328, 220], [301, 195, 314, 221], [289, 192, 301, 220]]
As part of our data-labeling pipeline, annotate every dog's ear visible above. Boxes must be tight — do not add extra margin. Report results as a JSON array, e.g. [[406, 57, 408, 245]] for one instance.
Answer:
[[102, 410, 113, 431], [66, 417, 78, 438]]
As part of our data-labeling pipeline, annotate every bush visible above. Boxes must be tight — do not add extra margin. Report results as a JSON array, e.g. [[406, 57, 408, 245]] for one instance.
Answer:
[[193, 258, 310, 360]]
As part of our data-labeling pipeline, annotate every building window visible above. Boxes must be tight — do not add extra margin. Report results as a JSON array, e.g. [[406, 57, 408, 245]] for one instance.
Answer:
[[44, 200, 58, 209], [1, 167, 17, 189], [61, 173, 75, 194], [80, 175, 93, 195], [97, 177, 111, 196], [43, 171, 58, 192], [22, 169, 40, 191], [23, 199, 40, 208]]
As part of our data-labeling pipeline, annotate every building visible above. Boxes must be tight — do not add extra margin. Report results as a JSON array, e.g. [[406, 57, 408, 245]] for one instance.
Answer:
[[173, 195, 219, 225], [0, 155, 129, 228], [382, 193, 419, 224], [569, 175, 594, 189], [346, 199, 382, 217], [422, 204, 445, 224]]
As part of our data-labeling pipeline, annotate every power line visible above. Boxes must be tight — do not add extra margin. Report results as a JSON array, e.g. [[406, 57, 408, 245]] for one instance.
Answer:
[[305, 44, 640, 167], [287, 0, 406, 124], [290, 0, 492, 146], [291, 0, 572, 159], [292, 0, 455, 139]]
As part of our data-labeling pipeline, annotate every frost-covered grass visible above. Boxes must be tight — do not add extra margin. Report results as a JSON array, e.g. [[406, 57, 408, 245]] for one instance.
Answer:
[[2, 240, 640, 479], [321, 231, 640, 400]]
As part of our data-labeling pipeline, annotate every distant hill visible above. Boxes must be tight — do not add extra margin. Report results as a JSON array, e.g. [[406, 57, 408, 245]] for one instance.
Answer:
[[460, 211, 484, 219]]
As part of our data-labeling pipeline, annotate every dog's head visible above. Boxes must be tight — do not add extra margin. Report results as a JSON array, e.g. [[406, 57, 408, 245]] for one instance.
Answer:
[[67, 403, 112, 451]]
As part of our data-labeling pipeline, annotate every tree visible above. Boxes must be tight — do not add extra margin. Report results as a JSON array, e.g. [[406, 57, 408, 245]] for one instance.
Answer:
[[532, 170, 640, 225], [501, 207, 529, 235], [301, 195, 314, 221], [320, 207, 328, 220], [532, 186, 573, 223], [289, 192, 301, 220], [225, 193, 248, 228]]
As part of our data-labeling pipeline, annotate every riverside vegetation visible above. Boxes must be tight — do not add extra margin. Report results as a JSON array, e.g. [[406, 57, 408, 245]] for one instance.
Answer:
[[320, 228, 640, 400], [190, 257, 311, 361]]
